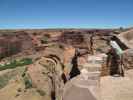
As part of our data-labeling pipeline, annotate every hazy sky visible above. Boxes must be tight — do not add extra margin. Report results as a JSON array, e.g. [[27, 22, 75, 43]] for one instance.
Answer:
[[0, 0, 133, 29]]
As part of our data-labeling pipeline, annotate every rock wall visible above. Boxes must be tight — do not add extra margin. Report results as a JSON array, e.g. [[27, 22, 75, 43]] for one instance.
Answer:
[[123, 49, 133, 69]]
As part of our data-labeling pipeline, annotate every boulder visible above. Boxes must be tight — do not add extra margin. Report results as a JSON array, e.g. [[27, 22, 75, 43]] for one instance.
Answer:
[[62, 71, 100, 100]]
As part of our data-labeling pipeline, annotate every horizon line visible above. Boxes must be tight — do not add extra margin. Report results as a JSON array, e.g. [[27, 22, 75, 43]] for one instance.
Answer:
[[0, 26, 132, 30]]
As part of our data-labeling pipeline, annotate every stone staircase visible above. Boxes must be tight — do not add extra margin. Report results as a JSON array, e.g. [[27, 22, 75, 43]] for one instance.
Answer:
[[62, 54, 107, 100]]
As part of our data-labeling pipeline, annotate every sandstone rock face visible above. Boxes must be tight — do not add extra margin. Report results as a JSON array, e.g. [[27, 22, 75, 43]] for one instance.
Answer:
[[118, 29, 133, 49], [123, 49, 133, 69], [59, 31, 88, 49], [0, 31, 34, 59], [63, 46, 75, 76], [63, 72, 101, 100], [62, 75, 99, 100], [0, 37, 22, 59], [27, 55, 65, 100]]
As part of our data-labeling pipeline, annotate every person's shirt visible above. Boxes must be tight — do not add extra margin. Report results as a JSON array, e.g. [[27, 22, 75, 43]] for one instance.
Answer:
[[110, 41, 123, 56]]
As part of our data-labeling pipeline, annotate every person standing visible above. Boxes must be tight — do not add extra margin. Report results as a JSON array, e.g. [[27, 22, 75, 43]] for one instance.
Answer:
[[107, 38, 124, 77]]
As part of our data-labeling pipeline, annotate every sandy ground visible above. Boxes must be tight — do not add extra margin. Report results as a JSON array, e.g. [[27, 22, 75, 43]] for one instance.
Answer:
[[27, 60, 52, 100], [0, 76, 44, 100], [101, 69, 133, 100]]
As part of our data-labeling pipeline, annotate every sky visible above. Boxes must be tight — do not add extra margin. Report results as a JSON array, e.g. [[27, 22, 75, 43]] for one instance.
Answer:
[[0, 0, 133, 29]]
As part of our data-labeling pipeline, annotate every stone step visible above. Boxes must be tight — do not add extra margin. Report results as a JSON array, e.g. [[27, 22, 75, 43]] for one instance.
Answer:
[[83, 63, 102, 72], [79, 70, 101, 81], [71, 77, 99, 86], [85, 71, 101, 80]]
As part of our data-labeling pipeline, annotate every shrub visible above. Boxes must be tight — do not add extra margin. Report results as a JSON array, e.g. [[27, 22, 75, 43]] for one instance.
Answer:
[[23, 74, 32, 89], [41, 34, 50, 44], [0, 76, 8, 89], [36, 89, 46, 96], [0, 58, 33, 71]]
